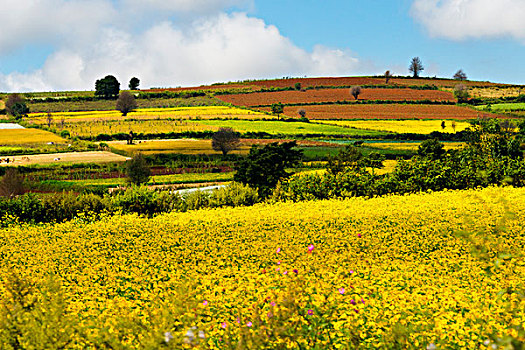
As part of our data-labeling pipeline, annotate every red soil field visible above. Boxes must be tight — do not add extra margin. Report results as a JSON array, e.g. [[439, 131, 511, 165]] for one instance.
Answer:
[[259, 104, 503, 120], [147, 84, 259, 93], [249, 77, 385, 88], [218, 88, 455, 106]]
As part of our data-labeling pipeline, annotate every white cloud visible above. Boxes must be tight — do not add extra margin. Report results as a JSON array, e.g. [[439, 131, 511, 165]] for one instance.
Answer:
[[411, 0, 525, 41], [0, 0, 115, 53], [0, 12, 363, 92], [121, 0, 253, 14]]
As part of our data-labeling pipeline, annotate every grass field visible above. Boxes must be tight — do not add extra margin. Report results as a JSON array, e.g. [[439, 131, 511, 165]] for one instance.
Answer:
[[1, 186, 523, 348], [476, 103, 525, 112], [192, 120, 387, 136], [0, 128, 65, 145], [29, 106, 267, 123], [0, 151, 128, 166], [26, 96, 224, 113]]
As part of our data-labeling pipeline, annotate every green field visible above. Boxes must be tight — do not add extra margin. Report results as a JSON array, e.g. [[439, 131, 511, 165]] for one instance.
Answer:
[[193, 120, 387, 136]]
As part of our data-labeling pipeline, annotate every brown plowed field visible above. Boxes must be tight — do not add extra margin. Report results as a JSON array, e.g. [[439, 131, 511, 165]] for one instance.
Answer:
[[218, 88, 455, 106], [249, 77, 385, 88], [259, 104, 503, 120]]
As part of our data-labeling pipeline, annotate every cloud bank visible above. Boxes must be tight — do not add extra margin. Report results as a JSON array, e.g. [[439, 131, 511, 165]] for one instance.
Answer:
[[411, 0, 525, 41], [0, 0, 362, 92]]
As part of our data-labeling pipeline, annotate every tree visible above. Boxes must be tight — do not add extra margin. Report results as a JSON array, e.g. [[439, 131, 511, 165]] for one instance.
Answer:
[[6, 94, 29, 119], [327, 145, 365, 175], [294, 82, 302, 91], [453, 69, 467, 81], [46, 112, 53, 128], [454, 84, 470, 103], [116, 91, 138, 116], [0, 168, 25, 198], [95, 75, 120, 99], [234, 141, 302, 197], [129, 77, 140, 90], [271, 103, 284, 120], [350, 86, 362, 100], [417, 139, 445, 160], [409, 57, 424, 78], [126, 153, 151, 185], [212, 127, 240, 156], [385, 70, 392, 84]]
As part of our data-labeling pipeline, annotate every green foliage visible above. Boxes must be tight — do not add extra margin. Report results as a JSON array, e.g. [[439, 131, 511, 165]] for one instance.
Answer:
[[270, 102, 284, 119], [417, 139, 445, 160], [5, 94, 29, 119], [129, 77, 140, 90], [294, 82, 302, 90], [109, 186, 181, 216], [234, 142, 303, 197], [0, 168, 25, 198], [126, 153, 151, 185], [94, 75, 120, 99], [59, 130, 70, 138], [326, 145, 365, 175]]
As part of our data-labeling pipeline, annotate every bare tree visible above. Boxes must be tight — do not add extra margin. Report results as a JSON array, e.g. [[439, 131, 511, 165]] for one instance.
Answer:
[[46, 113, 53, 128], [116, 91, 138, 116], [451, 121, 457, 133], [385, 70, 392, 84], [454, 84, 470, 103], [350, 86, 362, 100], [453, 69, 467, 81], [212, 127, 240, 157], [409, 57, 424, 78]]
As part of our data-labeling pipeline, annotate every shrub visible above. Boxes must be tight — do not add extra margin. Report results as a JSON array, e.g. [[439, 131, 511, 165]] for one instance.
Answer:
[[126, 153, 151, 185]]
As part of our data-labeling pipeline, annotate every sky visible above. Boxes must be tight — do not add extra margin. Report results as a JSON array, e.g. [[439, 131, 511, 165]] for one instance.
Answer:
[[0, 0, 524, 92]]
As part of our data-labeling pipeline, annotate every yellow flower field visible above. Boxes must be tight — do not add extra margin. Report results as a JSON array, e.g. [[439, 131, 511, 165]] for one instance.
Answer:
[[28, 106, 269, 123], [0, 128, 65, 145], [365, 141, 464, 151], [0, 186, 524, 348], [316, 119, 471, 134]]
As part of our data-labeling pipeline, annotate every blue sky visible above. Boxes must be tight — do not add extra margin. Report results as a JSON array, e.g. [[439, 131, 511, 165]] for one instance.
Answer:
[[0, 0, 524, 92]]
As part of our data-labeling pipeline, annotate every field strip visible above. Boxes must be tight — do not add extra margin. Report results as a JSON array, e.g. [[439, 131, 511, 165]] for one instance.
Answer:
[[0, 151, 129, 166]]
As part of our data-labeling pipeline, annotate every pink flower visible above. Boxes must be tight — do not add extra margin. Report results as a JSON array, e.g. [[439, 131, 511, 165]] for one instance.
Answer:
[[357, 233, 362, 238], [307, 309, 314, 315], [339, 288, 345, 295], [283, 270, 288, 275], [247, 322, 253, 327], [349, 270, 354, 274], [277, 261, 281, 265], [267, 312, 273, 318], [276, 267, 280, 271], [270, 301, 276, 307], [308, 244, 315, 253], [361, 298, 365, 304], [221, 322, 227, 329], [350, 299, 356, 305], [276, 247, 281, 253], [203, 300, 208, 306], [354, 309, 359, 314]]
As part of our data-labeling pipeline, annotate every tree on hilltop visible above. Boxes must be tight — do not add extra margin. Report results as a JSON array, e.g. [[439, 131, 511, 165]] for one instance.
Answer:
[[453, 69, 467, 81], [385, 70, 392, 84], [129, 77, 140, 90], [95, 75, 120, 99], [409, 57, 424, 78]]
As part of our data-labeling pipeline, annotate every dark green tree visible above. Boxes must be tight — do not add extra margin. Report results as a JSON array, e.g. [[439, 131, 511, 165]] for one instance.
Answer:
[[271, 103, 284, 120], [234, 142, 302, 197], [212, 127, 240, 157], [95, 75, 120, 99], [6, 94, 29, 119], [116, 91, 138, 116], [126, 153, 151, 185], [129, 77, 140, 90], [418, 139, 445, 160], [326, 145, 365, 175]]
